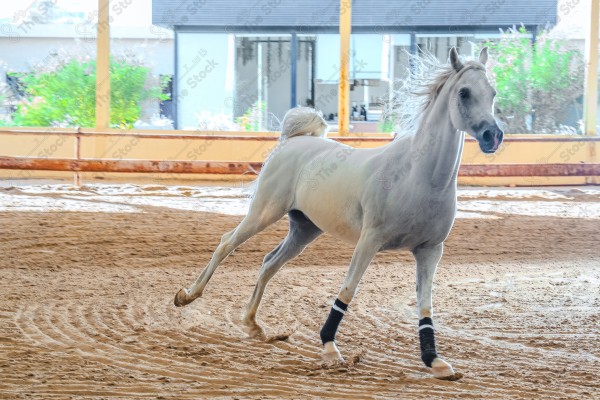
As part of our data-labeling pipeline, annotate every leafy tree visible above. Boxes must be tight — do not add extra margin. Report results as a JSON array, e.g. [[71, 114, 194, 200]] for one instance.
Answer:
[[485, 27, 584, 133], [7, 58, 169, 128]]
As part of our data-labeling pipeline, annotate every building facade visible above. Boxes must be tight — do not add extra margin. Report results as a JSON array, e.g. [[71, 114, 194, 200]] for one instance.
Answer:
[[154, 0, 558, 130]]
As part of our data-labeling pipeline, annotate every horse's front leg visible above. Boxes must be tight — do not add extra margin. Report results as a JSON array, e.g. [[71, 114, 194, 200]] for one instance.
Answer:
[[413, 243, 459, 380], [320, 232, 379, 363]]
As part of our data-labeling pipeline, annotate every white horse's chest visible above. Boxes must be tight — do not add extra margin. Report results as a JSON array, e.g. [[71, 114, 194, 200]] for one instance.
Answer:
[[379, 196, 457, 250]]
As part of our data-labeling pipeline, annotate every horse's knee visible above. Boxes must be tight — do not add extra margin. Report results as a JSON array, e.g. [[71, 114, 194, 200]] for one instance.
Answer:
[[220, 229, 235, 245], [214, 230, 238, 256]]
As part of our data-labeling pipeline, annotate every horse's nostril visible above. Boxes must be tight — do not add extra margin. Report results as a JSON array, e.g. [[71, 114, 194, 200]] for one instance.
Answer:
[[482, 130, 493, 143]]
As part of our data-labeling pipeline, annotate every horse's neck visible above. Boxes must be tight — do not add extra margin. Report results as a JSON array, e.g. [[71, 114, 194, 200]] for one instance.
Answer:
[[394, 100, 464, 190]]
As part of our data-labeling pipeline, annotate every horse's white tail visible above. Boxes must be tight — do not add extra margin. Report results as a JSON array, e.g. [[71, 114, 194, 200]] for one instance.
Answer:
[[247, 107, 328, 199], [279, 107, 329, 142]]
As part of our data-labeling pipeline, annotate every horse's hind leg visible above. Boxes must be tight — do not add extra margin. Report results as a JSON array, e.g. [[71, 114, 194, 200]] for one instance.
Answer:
[[174, 196, 288, 307], [242, 210, 322, 338]]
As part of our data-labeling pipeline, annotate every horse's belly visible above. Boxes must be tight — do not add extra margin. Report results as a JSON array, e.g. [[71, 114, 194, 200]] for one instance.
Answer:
[[294, 196, 362, 244], [294, 190, 362, 244], [308, 211, 362, 244]]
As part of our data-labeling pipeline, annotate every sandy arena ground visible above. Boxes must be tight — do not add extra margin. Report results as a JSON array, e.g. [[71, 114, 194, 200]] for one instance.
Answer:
[[0, 184, 599, 399]]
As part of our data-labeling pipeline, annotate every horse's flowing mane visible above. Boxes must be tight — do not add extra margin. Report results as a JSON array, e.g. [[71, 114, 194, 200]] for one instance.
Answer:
[[387, 52, 480, 140]]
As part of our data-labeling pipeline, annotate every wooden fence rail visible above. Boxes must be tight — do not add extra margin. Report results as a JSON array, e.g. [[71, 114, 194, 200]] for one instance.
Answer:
[[1, 129, 599, 183], [0, 156, 599, 177]]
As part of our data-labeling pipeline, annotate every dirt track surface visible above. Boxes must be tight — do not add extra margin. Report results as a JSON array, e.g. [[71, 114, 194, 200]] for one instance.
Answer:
[[1, 192, 599, 399]]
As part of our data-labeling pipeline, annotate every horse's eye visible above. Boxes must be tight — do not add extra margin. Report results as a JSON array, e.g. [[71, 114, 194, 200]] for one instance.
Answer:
[[459, 88, 470, 99]]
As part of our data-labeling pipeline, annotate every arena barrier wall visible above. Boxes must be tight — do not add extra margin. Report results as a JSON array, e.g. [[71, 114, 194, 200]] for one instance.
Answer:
[[0, 128, 597, 186]]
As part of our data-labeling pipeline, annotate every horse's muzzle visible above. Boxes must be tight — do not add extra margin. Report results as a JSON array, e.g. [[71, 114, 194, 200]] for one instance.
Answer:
[[477, 125, 503, 154]]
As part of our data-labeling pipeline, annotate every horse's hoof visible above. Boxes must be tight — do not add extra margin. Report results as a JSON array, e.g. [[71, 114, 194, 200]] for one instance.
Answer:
[[243, 320, 266, 340], [173, 288, 193, 307], [321, 342, 344, 365], [431, 357, 461, 380]]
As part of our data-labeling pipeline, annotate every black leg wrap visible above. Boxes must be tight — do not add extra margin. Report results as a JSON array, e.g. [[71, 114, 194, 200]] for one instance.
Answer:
[[419, 317, 437, 368], [319, 299, 348, 345]]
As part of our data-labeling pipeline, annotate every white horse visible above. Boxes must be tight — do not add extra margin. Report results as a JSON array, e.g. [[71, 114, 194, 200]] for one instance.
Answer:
[[174, 47, 502, 380]]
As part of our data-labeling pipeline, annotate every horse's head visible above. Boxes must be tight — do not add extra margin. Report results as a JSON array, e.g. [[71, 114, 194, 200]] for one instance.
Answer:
[[447, 47, 503, 154]]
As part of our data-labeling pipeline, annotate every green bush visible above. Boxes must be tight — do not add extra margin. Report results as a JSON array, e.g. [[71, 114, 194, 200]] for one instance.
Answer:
[[236, 101, 267, 131], [7, 58, 169, 128], [485, 27, 584, 133], [377, 119, 394, 133]]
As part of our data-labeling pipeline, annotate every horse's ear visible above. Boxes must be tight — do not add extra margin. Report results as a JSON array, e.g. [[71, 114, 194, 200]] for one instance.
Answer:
[[479, 47, 489, 65], [449, 47, 463, 72]]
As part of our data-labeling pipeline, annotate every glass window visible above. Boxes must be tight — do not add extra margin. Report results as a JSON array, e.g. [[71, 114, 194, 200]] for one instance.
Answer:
[[176, 33, 234, 130], [314, 34, 409, 133], [234, 35, 292, 131]]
